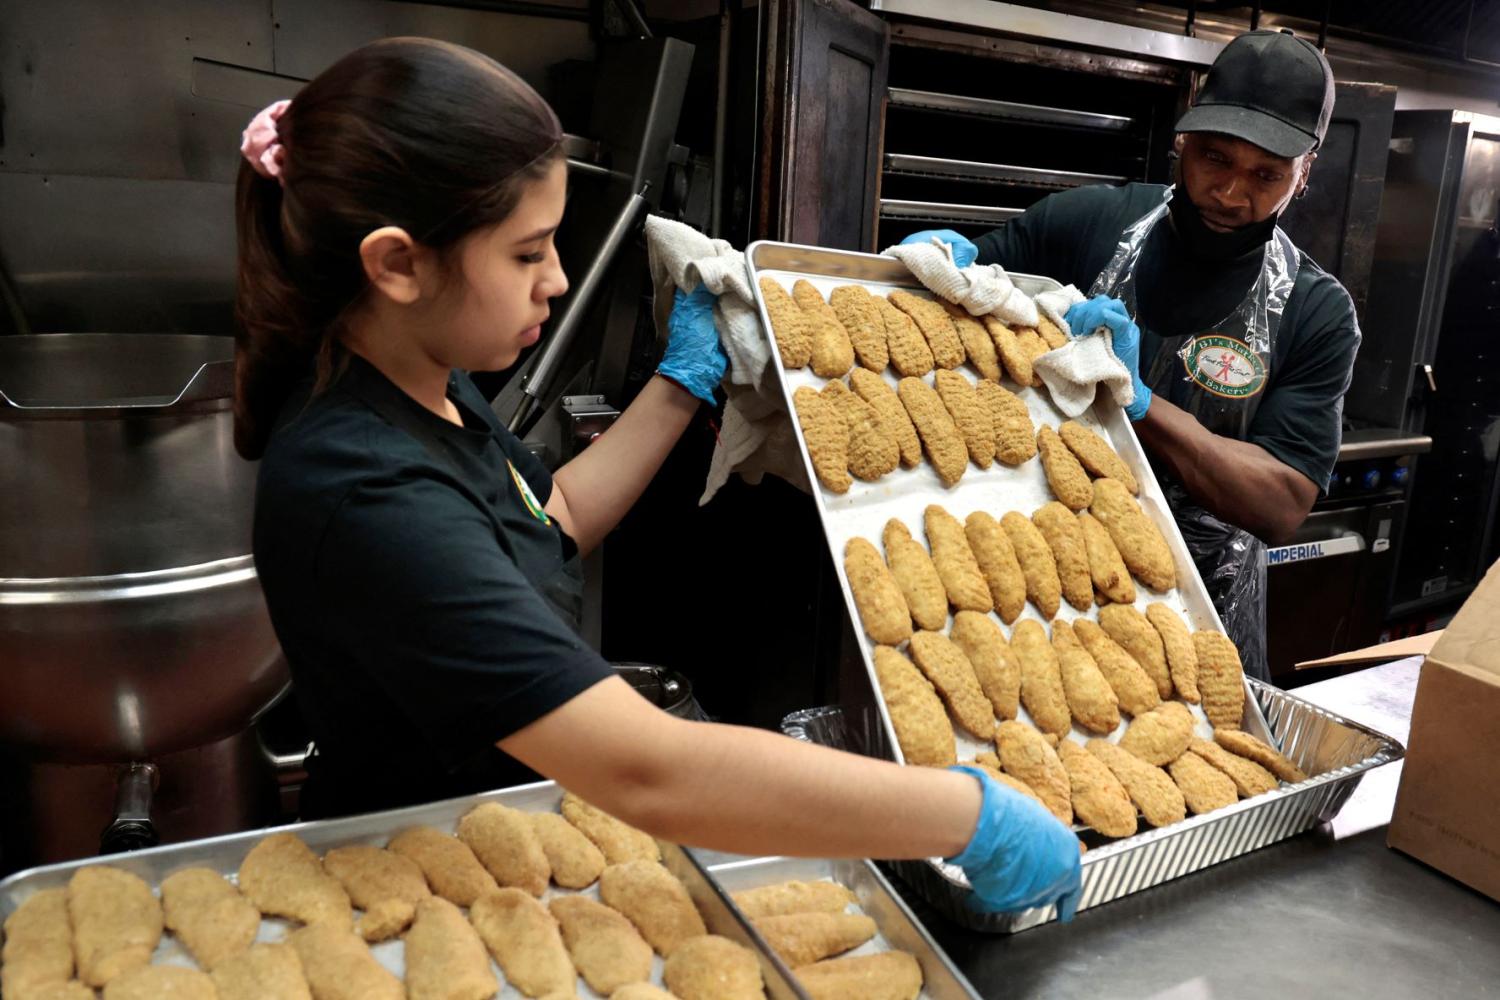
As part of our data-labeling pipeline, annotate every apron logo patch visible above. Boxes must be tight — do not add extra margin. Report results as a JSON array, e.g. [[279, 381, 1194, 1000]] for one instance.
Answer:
[[507, 461, 551, 525], [1183, 335, 1267, 399]]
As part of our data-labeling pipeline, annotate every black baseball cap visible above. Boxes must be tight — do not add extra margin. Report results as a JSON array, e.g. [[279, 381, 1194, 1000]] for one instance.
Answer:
[[1175, 29, 1334, 158]]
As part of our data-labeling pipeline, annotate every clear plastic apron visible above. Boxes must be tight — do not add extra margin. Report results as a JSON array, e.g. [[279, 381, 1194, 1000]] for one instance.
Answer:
[[1089, 187, 1299, 681]]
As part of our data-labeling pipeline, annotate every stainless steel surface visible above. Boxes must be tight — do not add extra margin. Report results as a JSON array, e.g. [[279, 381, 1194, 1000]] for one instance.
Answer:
[[562, 394, 622, 452], [0, 334, 284, 763], [1294, 656, 1422, 839], [878, 199, 1024, 224], [509, 189, 650, 431], [785, 679, 1404, 933], [871, 0, 1224, 67], [703, 855, 981, 999], [613, 664, 705, 720], [1369, 110, 1500, 608], [101, 763, 161, 854], [883, 153, 1127, 189], [1275, 81, 1397, 323], [1353, 110, 1477, 430], [272, 0, 595, 94], [0, 172, 237, 334], [0, 781, 813, 999], [191, 57, 303, 109], [900, 657, 1487, 999], [711, 0, 731, 236], [1337, 429, 1435, 460], [886, 87, 1134, 131], [3, 728, 278, 871]]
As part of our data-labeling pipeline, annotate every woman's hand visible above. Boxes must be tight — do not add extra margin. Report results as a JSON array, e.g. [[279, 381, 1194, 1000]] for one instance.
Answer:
[[947, 766, 1083, 919], [657, 285, 727, 405]]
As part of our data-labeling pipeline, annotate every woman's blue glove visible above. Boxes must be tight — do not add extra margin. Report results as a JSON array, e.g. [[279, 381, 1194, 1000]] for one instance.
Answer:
[[947, 766, 1083, 919], [1065, 294, 1152, 421], [899, 229, 979, 268], [658, 284, 728, 405]]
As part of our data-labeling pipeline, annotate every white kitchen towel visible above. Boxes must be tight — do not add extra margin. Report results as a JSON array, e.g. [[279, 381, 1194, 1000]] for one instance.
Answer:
[[1032, 326, 1137, 417], [1033, 283, 1087, 336], [882, 237, 1039, 328], [642, 215, 808, 503]]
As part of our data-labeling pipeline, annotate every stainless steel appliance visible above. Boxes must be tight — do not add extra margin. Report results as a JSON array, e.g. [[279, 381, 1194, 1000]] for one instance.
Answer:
[[1266, 431, 1430, 684], [0, 334, 286, 868], [1355, 110, 1500, 614]]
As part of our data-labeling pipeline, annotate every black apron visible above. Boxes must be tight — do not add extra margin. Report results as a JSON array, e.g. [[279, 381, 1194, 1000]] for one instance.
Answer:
[[1089, 188, 1300, 681]]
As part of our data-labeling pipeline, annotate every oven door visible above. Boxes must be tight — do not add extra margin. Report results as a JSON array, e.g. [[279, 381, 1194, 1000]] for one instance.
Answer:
[[1266, 500, 1402, 684]]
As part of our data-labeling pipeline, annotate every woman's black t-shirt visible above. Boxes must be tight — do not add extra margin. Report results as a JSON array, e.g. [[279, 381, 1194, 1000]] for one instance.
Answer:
[[253, 354, 612, 818]]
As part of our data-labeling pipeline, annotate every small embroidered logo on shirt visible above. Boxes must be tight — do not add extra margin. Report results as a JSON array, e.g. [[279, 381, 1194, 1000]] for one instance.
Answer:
[[1182, 335, 1267, 398], [508, 461, 550, 525]]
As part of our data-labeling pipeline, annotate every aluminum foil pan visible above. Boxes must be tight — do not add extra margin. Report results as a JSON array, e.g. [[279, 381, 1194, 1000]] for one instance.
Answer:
[[783, 678, 1404, 932]]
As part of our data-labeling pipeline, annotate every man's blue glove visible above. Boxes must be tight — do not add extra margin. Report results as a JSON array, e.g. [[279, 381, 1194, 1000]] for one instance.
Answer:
[[659, 285, 728, 405], [1065, 294, 1152, 421], [899, 229, 979, 269], [947, 766, 1083, 919]]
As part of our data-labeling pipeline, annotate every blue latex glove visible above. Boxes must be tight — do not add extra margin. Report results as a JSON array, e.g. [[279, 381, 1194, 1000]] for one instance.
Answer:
[[947, 766, 1084, 920], [1065, 294, 1153, 421], [899, 229, 979, 269], [659, 285, 728, 405]]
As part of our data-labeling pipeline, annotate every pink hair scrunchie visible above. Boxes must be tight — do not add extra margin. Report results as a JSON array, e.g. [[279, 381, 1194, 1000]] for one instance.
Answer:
[[240, 99, 291, 182]]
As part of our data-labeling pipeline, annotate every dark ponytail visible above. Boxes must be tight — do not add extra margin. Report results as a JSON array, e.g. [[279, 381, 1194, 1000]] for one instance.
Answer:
[[233, 37, 563, 459]]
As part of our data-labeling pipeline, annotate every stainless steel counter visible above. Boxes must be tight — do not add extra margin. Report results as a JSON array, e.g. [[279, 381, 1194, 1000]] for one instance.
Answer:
[[893, 658, 1500, 998]]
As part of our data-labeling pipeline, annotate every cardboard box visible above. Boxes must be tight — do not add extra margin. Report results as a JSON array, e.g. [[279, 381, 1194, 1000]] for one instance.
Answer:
[[1294, 631, 1443, 671], [1387, 559, 1500, 902]]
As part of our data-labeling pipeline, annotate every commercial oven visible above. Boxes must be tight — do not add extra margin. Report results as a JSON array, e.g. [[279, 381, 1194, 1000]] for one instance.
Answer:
[[1355, 110, 1500, 614]]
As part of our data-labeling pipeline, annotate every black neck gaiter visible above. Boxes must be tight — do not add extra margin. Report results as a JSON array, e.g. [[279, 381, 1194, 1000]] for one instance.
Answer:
[[1167, 186, 1278, 264]]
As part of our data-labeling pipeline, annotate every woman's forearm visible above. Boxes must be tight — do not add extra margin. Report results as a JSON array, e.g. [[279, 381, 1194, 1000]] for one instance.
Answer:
[[501, 678, 981, 860], [546, 375, 699, 554]]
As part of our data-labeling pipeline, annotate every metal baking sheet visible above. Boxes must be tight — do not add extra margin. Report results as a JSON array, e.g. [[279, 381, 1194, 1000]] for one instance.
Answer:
[[0, 781, 811, 999], [745, 239, 1277, 777], [701, 853, 981, 1000], [783, 677, 1404, 932]]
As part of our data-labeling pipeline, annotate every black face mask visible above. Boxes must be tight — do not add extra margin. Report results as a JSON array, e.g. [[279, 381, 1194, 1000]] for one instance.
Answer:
[[1167, 185, 1279, 264]]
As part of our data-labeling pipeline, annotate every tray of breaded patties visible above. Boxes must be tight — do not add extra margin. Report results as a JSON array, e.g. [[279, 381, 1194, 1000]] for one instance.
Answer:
[[746, 241, 1405, 931], [698, 853, 982, 1000], [0, 781, 814, 1000]]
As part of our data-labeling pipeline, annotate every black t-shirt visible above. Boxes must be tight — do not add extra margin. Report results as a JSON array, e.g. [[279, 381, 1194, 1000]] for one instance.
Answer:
[[253, 354, 613, 818], [974, 182, 1360, 492]]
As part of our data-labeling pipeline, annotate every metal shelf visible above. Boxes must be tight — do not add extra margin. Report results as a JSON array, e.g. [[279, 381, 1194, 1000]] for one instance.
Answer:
[[887, 87, 1134, 132], [883, 152, 1126, 189], [879, 199, 1023, 225]]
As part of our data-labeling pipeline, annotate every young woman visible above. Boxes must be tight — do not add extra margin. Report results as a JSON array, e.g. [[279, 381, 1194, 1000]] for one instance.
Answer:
[[237, 36, 1079, 917]]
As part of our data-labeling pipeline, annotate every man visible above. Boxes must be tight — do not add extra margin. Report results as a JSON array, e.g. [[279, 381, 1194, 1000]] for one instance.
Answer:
[[904, 29, 1360, 680]]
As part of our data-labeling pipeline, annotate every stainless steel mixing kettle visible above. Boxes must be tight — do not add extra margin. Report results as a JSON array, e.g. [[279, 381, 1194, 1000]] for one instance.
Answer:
[[0, 334, 287, 764]]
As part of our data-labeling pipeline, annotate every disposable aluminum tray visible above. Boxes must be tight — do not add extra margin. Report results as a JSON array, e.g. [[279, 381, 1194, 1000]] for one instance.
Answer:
[[783, 678, 1404, 933], [701, 853, 982, 999], [0, 781, 813, 999], [745, 239, 1278, 774]]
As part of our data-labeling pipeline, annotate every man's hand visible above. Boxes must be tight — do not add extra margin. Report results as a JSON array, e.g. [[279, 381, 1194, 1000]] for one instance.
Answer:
[[1065, 295, 1152, 421], [899, 229, 979, 268]]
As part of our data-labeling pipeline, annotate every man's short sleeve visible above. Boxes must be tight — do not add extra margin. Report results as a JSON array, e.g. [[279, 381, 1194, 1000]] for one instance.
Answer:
[[1247, 278, 1360, 493], [316, 474, 612, 767]]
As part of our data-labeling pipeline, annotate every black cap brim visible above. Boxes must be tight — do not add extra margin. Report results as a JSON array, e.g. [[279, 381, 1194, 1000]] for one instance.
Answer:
[[1176, 103, 1318, 158]]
